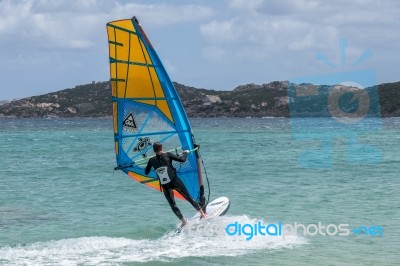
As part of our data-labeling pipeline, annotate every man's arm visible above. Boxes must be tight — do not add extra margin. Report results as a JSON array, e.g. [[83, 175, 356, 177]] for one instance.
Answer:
[[168, 151, 188, 162], [145, 159, 152, 175]]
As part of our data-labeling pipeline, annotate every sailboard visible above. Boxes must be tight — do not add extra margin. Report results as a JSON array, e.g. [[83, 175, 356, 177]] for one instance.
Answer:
[[106, 16, 229, 215], [175, 196, 230, 234]]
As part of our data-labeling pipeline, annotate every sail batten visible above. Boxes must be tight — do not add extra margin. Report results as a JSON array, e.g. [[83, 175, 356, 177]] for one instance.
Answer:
[[107, 17, 202, 201], [107, 23, 138, 35], [112, 97, 177, 101], [109, 57, 157, 68]]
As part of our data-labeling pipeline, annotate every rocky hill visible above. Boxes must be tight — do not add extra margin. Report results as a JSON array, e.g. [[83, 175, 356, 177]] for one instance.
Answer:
[[378, 82, 400, 117], [0, 100, 10, 106], [0, 82, 110, 118], [176, 81, 289, 117], [0, 80, 399, 118]]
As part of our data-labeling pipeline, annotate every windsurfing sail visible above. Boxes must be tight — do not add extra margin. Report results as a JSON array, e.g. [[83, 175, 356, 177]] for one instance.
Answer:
[[106, 17, 207, 204]]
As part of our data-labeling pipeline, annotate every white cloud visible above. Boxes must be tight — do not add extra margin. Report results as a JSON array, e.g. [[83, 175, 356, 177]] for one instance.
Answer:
[[288, 26, 339, 51], [200, 20, 243, 44], [0, 0, 399, 100], [0, 0, 32, 34], [228, 0, 320, 16], [0, 0, 107, 50], [31, 0, 113, 13], [199, 0, 400, 66], [0, 0, 217, 99], [110, 3, 213, 28], [0, 0, 213, 51], [228, 0, 264, 13]]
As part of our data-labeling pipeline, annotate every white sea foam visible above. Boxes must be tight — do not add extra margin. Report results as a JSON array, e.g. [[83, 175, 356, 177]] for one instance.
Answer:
[[0, 215, 307, 265]]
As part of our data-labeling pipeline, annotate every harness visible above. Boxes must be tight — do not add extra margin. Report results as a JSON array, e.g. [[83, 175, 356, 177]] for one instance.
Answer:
[[154, 153, 176, 185]]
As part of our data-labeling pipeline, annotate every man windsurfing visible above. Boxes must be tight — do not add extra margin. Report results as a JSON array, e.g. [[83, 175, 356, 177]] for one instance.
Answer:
[[145, 142, 207, 228]]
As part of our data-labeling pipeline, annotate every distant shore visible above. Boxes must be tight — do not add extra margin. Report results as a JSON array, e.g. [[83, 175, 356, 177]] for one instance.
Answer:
[[0, 80, 399, 118]]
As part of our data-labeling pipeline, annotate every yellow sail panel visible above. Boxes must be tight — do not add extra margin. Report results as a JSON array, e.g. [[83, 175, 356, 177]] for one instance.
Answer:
[[111, 80, 116, 96], [108, 20, 136, 33], [107, 19, 174, 123], [156, 100, 173, 122], [149, 67, 164, 97], [125, 65, 155, 98], [140, 39, 153, 66], [115, 141, 119, 156], [113, 63, 129, 97], [108, 24, 151, 73], [113, 30, 130, 62], [107, 27, 117, 59], [148, 67, 174, 121], [112, 102, 118, 134], [135, 100, 155, 106], [111, 30, 150, 66], [129, 36, 152, 65], [133, 99, 173, 122]]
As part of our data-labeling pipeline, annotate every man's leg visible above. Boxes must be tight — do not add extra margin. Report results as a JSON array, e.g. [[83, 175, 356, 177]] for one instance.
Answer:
[[173, 177, 206, 218], [163, 186, 184, 221], [199, 185, 206, 211]]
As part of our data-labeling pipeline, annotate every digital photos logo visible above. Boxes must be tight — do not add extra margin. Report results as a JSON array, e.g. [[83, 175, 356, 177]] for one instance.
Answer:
[[287, 39, 382, 168], [225, 220, 384, 241]]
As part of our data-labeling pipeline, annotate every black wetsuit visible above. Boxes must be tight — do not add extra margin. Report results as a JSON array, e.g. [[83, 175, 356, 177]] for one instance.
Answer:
[[145, 152, 201, 220]]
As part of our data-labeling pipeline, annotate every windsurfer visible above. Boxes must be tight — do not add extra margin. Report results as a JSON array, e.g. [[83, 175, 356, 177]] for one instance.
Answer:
[[145, 142, 207, 227]]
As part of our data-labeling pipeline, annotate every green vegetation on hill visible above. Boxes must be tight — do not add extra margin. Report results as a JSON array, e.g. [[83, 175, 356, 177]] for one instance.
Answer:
[[0, 82, 110, 118], [0, 80, 399, 118]]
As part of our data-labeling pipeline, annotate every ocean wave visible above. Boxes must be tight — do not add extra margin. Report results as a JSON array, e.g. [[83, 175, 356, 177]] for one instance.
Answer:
[[0, 215, 307, 265]]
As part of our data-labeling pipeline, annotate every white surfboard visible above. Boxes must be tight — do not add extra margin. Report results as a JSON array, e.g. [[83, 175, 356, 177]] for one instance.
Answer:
[[176, 197, 230, 233]]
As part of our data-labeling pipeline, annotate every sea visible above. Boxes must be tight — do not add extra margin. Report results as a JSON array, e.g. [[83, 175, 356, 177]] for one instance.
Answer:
[[0, 117, 399, 265]]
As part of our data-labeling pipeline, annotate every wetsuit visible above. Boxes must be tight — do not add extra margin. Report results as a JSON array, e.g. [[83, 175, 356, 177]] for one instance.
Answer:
[[145, 152, 201, 220]]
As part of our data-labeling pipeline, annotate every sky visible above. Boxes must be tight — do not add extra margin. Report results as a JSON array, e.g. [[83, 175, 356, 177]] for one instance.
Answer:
[[1, 0, 399, 100]]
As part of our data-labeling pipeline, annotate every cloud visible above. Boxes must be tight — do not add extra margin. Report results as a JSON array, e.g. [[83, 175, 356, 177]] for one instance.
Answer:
[[0, 0, 216, 99], [228, 0, 264, 13], [0, 0, 106, 50], [1, 0, 399, 100], [0, 0, 213, 51], [200, 16, 320, 61], [199, 0, 400, 65], [200, 20, 243, 44], [228, 0, 320, 16], [110, 2, 213, 28]]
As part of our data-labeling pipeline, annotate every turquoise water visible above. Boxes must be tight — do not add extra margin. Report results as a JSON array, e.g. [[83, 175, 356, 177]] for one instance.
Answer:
[[0, 117, 399, 265]]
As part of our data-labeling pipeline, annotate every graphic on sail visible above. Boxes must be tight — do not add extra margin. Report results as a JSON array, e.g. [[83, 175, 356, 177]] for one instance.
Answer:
[[106, 17, 205, 202]]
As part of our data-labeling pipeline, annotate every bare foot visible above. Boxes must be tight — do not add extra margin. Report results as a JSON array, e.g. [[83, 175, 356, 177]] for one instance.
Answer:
[[180, 219, 187, 227], [199, 209, 207, 219]]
